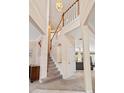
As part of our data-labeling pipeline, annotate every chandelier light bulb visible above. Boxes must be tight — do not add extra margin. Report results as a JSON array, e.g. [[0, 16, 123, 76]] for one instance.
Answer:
[[56, 0, 63, 12]]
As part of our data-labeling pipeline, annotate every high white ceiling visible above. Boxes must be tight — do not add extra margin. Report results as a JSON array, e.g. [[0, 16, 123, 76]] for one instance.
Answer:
[[30, 0, 95, 33], [49, 0, 76, 30], [49, 0, 95, 31]]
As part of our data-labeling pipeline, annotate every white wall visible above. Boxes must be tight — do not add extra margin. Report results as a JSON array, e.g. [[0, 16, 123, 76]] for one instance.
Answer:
[[29, 21, 42, 66], [29, 21, 41, 41], [30, 0, 50, 81], [51, 18, 95, 79], [50, 0, 95, 80], [66, 26, 95, 52], [51, 33, 76, 79], [29, 39, 42, 66], [30, 0, 48, 32], [80, 0, 95, 25], [29, 41, 36, 65], [86, 5, 95, 31]]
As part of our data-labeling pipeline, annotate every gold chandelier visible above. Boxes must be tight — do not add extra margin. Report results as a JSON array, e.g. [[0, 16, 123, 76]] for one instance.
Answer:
[[56, 0, 63, 12]]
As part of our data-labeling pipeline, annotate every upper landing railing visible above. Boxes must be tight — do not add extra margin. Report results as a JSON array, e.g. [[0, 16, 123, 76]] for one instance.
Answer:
[[51, 0, 80, 41]]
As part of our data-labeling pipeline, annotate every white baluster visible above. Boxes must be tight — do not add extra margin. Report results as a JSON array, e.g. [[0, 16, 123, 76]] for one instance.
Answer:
[[76, 1, 78, 18], [68, 10, 70, 23], [67, 11, 69, 24], [70, 8, 72, 22], [71, 6, 73, 22], [69, 8, 72, 22], [65, 13, 67, 25], [74, 4, 76, 19], [73, 4, 75, 20], [66, 13, 68, 25]]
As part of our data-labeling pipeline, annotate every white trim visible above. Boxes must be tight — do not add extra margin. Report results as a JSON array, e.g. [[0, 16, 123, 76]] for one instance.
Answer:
[[85, 90, 93, 93]]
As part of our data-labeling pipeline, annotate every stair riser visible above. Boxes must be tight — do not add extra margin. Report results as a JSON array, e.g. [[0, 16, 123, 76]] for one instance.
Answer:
[[49, 59, 53, 61], [48, 64, 54, 66], [48, 71, 60, 77], [48, 67, 57, 70], [48, 68, 58, 72], [48, 73, 60, 77], [48, 61, 54, 64], [48, 64, 56, 68]]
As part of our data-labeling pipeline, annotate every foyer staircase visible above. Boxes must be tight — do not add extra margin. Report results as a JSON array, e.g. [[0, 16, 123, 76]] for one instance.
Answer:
[[43, 0, 80, 83], [42, 57, 62, 83]]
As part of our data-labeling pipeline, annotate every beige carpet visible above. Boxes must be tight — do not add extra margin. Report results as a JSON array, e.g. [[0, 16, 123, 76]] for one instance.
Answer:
[[30, 70, 95, 93]]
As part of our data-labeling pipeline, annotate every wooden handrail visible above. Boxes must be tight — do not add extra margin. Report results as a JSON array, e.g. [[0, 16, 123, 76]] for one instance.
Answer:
[[63, 0, 79, 15], [51, 0, 80, 42], [51, 15, 63, 41]]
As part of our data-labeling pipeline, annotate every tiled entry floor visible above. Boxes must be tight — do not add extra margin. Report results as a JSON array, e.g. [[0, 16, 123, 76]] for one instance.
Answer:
[[31, 89, 85, 93], [30, 70, 95, 93]]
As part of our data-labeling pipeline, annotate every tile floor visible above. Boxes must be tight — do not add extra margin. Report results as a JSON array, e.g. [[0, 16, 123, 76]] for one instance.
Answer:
[[31, 89, 85, 93], [30, 70, 95, 93]]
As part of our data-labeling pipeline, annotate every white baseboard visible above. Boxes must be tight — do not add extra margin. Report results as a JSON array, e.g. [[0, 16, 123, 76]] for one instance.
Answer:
[[85, 90, 93, 93]]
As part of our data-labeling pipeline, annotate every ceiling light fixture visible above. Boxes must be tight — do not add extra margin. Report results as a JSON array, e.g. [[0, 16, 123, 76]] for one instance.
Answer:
[[56, 0, 63, 12]]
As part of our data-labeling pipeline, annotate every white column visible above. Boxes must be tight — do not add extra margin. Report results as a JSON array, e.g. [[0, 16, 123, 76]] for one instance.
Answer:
[[61, 37, 68, 79], [39, 36, 48, 80], [39, 0, 49, 82], [81, 26, 93, 93]]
